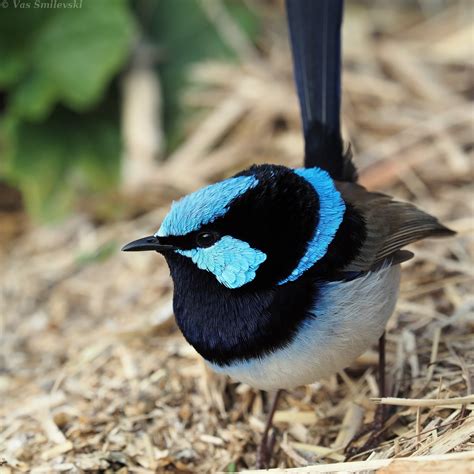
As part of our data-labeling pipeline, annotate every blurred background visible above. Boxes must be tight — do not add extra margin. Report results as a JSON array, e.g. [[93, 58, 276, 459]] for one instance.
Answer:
[[1, 0, 473, 472]]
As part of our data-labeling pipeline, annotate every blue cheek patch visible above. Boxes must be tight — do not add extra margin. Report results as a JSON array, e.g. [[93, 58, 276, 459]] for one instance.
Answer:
[[278, 167, 345, 285], [157, 175, 258, 237], [177, 236, 266, 289]]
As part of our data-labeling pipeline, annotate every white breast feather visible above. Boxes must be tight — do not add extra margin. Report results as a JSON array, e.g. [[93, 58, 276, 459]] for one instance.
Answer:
[[209, 264, 401, 391]]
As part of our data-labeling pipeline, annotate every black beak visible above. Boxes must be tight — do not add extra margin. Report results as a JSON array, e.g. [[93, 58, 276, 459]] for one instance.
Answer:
[[121, 235, 176, 253]]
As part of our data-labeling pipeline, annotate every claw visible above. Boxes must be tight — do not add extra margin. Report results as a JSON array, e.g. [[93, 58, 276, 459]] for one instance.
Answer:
[[257, 428, 275, 469], [344, 404, 390, 459]]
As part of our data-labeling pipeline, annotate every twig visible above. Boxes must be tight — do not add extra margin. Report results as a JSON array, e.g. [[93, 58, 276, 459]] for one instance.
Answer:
[[372, 395, 474, 407]]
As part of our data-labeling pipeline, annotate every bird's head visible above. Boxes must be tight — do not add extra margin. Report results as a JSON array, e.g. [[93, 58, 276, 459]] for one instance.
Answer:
[[122, 164, 345, 290]]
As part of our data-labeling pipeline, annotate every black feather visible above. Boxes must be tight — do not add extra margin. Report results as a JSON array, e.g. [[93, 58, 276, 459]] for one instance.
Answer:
[[167, 252, 318, 365], [286, 0, 356, 181]]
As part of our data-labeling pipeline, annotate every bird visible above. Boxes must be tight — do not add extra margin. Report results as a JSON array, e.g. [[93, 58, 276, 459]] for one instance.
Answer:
[[122, 0, 454, 467]]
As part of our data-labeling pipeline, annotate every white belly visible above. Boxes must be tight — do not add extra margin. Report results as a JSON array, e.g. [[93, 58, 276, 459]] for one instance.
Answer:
[[209, 264, 401, 391]]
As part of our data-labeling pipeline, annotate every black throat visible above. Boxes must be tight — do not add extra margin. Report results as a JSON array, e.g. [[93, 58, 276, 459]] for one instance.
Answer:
[[165, 253, 317, 366]]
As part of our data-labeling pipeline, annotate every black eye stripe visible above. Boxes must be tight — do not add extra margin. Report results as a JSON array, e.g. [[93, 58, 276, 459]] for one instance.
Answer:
[[157, 230, 221, 250]]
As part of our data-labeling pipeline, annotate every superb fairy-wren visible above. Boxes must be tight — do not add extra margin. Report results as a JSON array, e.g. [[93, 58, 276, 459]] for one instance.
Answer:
[[123, 0, 454, 467], [123, 161, 452, 388]]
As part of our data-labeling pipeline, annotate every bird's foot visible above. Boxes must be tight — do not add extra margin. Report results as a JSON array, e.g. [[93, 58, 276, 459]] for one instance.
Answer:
[[256, 429, 277, 469], [344, 404, 388, 459]]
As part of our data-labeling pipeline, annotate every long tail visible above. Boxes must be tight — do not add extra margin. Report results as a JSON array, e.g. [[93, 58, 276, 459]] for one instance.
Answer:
[[286, 0, 356, 182]]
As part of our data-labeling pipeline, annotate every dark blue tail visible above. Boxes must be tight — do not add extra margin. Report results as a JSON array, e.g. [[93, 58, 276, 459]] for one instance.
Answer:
[[286, 0, 357, 181]]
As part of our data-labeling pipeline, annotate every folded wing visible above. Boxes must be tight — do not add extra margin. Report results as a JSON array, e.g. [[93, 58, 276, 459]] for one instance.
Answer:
[[337, 182, 455, 272]]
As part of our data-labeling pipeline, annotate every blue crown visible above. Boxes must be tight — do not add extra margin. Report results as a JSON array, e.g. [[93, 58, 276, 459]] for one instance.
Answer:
[[157, 175, 258, 237]]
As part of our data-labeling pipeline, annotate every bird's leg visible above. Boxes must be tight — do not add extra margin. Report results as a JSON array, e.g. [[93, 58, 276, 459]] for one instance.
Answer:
[[257, 389, 282, 469], [345, 332, 389, 457], [375, 331, 386, 424]]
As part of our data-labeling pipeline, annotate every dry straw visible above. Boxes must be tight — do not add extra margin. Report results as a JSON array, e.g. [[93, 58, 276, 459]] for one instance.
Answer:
[[1, 2, 472, 472]]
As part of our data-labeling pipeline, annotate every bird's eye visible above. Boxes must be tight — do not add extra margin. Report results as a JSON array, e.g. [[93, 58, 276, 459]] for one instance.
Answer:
[[196, 231, 219, 248]]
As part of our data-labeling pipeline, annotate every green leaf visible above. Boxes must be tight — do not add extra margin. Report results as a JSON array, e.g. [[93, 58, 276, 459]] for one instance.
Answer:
[[0, 0, 135, 117], [2, 103, 121, 220], [10, 73, 57, 120], [0, 7, 49, 86], [0, 0, 134, 220], [31, 0, 135, 110]]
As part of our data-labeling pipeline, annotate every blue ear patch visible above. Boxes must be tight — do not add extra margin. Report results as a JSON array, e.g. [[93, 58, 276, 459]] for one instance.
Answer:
[[177, 236, 266, 289], [278, 168, 345, 285], [157, 175, 258, 237]]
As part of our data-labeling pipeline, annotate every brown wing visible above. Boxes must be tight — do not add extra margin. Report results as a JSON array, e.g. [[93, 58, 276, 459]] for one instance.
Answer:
[[336, 182, 455, 272]]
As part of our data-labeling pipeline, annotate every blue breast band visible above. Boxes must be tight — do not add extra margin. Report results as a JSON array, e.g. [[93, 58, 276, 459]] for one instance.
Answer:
[[278, 168, 345, 284]]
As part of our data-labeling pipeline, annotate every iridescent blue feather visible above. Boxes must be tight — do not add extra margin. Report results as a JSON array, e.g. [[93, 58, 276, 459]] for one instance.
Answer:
[[279, 168, 345, 284], [157, 175, 258, 237], [178, 236, 267, 289]]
